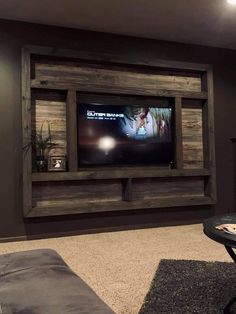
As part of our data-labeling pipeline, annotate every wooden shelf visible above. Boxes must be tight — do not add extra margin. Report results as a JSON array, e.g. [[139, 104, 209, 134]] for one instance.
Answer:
[[28, 196, 215, 217], [32, 168, 211, 182]]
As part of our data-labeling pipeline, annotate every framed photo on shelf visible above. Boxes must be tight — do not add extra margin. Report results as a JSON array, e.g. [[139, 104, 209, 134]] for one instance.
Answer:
[[48, 156, 66, 171]]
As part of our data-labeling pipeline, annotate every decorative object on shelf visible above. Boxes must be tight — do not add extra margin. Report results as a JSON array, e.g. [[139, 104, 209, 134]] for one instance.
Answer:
[[34, 121, 57, 172], [48, 156, 66, 171]]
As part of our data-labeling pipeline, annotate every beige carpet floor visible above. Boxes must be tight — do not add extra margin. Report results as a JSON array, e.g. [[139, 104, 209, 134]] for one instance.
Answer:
[[0, 224, 232, 314]]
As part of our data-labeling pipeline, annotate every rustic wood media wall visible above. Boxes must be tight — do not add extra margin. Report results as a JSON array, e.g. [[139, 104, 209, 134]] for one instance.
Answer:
[[22, 45, 216, 218]]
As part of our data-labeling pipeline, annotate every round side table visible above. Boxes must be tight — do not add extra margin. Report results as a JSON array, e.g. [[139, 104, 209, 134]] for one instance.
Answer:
[[204, 214, 236, 314]]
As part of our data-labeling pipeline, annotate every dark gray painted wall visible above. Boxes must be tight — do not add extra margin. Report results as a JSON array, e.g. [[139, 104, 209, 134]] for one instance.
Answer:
[[0, 19, 235, 239]]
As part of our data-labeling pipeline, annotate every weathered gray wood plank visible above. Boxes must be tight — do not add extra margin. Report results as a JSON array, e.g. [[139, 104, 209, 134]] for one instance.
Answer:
[[32, 179, 122, 207], [174, 97, 183, 169], [31, 79, 207, 99], [32, 100, 67, 157], [133, 177, 204, 200], [22, 47, 32, 217], [35, 63, 202, 92], [27, 196, 215, 217], [25, 45, 212, 72], [32, 168, 210, 181], [203, 69, 216, 201], [123, 178, 133, 201], [66, 90, 78, 171], [182, 107, 204, 169]]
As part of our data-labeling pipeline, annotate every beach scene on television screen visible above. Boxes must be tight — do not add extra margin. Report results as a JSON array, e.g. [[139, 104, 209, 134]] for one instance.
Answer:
[[120, 107, 172, 142]]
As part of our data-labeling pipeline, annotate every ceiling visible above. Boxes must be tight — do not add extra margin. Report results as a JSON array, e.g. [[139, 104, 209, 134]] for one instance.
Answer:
[[1, 0, 236, 50]]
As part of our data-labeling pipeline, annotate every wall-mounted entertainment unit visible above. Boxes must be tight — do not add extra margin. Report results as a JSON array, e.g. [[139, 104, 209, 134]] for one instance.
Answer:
[[22, 45, 216, 217]]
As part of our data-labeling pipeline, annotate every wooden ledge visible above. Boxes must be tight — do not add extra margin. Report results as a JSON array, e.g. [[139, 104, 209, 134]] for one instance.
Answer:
[[32, 168, 211, 182]]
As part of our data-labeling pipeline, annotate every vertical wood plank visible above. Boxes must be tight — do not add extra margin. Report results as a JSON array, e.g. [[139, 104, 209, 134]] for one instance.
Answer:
[[203, 69, 217, 201], [182, 107, 204, 168], [33, 100, 67, 156], [22, 47, 32, 216], [66, 90, 78, 171], [232, 139, 236, 212], [202, 101, 209, 169], [202, 71, 209, 200], [201, 72, 208, 92], [123, 178, 132, 201], [174, 97, 183, 169]]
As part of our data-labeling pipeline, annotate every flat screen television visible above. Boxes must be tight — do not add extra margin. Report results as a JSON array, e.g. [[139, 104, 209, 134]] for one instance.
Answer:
[[77, 103, 174, 167]]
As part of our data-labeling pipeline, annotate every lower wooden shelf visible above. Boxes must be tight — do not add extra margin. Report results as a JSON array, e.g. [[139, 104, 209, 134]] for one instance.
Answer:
[[27, 196, 216, 217], [32, 168, 211, 182]]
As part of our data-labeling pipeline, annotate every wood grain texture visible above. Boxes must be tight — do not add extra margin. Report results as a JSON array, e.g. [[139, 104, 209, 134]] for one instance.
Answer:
[[32, 168, 211, 182], [35, 63, 202, 93], [32, 180, 122, 208], [182, 108, 204, 169], [202, 69, 216, 201], [174, 97, 183, 169], [32, 100, 67, 157], [123, 178, 132, 201], [27, 45, 211, 72], [31, 80, 207, 99], [232, 139, 236, 212], [23, 46, 215, 218], [66, 90, 77, 171], [27, 196, 215, 217], [133, 177, 205, 200], [22, 47, 32, 216]]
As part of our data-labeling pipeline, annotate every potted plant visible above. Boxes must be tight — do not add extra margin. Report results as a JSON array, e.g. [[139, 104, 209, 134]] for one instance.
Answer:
[[33, 121, 56, 172]]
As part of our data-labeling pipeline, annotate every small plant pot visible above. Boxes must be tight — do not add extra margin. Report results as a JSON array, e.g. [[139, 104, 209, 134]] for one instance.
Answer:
[[36, 156, 47, 172]]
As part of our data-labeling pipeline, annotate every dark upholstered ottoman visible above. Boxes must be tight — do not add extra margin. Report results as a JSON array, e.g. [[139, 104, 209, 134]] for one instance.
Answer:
[[0, 249, 115, 314]]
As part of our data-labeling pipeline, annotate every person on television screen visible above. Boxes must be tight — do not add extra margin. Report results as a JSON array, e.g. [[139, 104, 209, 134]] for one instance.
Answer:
[[120, 106, 171, 141]]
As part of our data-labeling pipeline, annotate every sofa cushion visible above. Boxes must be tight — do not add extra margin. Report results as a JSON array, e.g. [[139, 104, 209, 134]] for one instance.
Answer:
[[0, 249, 115, 314]]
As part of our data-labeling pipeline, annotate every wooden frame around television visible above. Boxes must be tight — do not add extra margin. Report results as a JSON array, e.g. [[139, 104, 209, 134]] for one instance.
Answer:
[[22, 45, 216, 217]]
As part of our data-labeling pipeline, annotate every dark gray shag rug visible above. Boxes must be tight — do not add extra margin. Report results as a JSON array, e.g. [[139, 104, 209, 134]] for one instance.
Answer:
[[139, 259, 236, 314]]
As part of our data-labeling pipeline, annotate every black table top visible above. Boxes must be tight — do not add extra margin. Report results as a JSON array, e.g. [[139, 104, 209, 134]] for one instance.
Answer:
[[203, 214, 236, 248]]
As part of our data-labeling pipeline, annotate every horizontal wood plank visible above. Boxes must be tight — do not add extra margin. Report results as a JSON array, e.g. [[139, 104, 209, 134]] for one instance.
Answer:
[[27, 45, 211, 72], [32, 180, 123, 207], [31, 79, 207, 99], [133, 177, 204, 200], [35, 63, 201, 92], [27, 196, 215, 217], [32, 168, 211, 182]]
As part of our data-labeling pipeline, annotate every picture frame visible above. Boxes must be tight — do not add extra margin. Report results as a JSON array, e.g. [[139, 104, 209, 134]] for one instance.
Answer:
[[48, 156, 66, 171]]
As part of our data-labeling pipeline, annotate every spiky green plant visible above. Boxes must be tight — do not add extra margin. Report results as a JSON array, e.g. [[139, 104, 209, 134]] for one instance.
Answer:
[[33, 120, 56, 157]]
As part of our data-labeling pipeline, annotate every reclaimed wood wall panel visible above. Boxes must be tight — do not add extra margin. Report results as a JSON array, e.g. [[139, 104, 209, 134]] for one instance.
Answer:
[[32, 179, 122, 207], [22, 46, 216, 217], [34, 63, 202, 93], [182, 108, 204, 169], [32, 100, 67, 156], [133, 177, 204, 200]]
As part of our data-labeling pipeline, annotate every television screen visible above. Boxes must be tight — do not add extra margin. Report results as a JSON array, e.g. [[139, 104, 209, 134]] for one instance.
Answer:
[[77, 103, 174, 167]]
